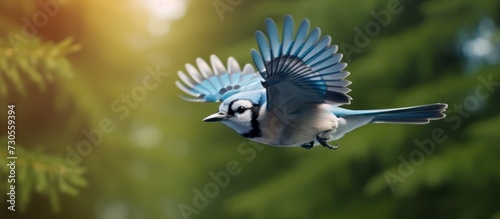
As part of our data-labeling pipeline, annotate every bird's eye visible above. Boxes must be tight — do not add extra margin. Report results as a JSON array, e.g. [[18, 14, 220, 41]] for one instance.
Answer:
[[236, 106, 247, 114]]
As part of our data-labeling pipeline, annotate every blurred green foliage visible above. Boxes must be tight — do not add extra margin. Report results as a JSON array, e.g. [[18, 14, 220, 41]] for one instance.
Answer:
[[0, 141, 87, 212], [0, 0, 499, 218]]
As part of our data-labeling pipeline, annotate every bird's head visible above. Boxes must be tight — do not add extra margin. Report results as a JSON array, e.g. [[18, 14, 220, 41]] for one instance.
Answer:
[[203, 99, 261, 137]]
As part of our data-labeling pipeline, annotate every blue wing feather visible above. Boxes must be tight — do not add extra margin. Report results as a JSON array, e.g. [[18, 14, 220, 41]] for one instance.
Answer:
[[281, 15, 294, 55], [303, 36, 331, 62], [252, 15, 352, 111], [256, 31, 271, 67], [290, 19, 309, 56], [266, 18, 281, 59], [251, 49, 265, 75], [176, 55, 263, 102], [298, 27, 320, 58], [196, 58, 225, 90]]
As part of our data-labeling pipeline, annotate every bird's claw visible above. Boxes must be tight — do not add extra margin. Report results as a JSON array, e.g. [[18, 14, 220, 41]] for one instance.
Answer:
[[323, 141, 339, 149], [316, 134, 339, 150]]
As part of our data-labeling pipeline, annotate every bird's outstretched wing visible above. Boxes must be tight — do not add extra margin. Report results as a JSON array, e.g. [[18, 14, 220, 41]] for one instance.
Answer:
[[176, 55, 263, 102], [251, 15, 352, 113]]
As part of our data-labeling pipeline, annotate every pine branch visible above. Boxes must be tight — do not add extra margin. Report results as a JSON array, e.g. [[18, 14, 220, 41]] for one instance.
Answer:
[[0, 141, 87, 212], [0, 37, 80, 96]]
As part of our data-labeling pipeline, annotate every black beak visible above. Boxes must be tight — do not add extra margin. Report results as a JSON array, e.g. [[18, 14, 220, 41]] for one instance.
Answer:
[[202, 112, 230, 122]]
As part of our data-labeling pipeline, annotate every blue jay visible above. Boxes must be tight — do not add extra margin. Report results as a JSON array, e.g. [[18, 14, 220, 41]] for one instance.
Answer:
[[176, 15, 447, 149]]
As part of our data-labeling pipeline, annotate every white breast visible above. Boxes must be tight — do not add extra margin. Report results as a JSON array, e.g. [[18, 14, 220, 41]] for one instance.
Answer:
[[254, 103, 339, 146]]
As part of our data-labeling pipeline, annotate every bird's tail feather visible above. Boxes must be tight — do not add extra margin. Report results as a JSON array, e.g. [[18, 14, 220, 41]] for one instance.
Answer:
[[334, 103, 448, 124]]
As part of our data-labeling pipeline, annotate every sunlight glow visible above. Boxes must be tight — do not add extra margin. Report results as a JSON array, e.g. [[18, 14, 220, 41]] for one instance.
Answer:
[[147, 0, 187, 20], [148, 19, 171, 36], [143, 0, 187, 36]]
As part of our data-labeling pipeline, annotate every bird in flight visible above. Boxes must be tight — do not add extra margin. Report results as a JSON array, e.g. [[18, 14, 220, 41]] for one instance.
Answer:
[[175, 15, 447, 150]]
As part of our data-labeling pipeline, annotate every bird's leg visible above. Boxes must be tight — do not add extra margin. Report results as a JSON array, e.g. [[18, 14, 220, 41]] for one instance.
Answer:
[[300, 141, 314, 149], [316, 136, 339, 149], [316, 130, 339, 150]]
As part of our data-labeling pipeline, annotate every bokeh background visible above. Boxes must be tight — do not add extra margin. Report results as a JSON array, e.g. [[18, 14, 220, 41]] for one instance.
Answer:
[[1, 0, 499, 218]]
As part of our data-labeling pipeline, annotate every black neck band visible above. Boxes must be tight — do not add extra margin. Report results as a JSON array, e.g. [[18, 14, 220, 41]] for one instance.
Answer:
[[241, 105, 262, 138]]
